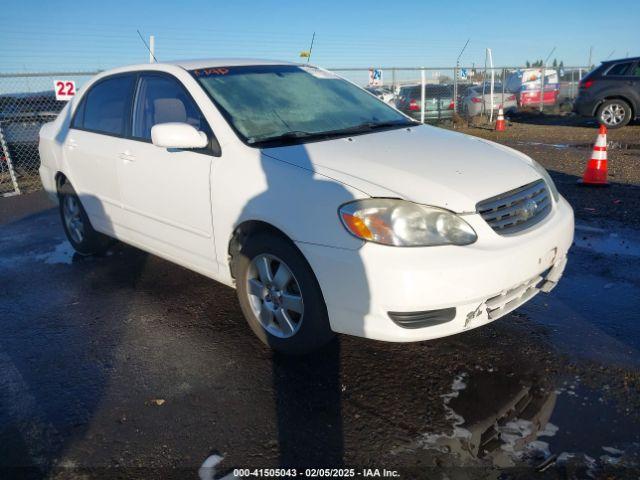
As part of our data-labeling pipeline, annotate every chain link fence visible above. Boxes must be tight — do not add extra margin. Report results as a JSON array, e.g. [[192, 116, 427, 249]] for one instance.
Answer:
[[0, 66, 588, 197], [333, 66, 589, 123], [0, 72, 98, 196]]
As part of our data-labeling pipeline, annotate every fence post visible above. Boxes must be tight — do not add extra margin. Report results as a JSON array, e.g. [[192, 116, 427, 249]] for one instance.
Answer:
[[0, 122, 21, 196], [453, 66, 458, 113], [539, 65, 545, 113], [420, 68, 426, 124], [501, 68, 506, 109]]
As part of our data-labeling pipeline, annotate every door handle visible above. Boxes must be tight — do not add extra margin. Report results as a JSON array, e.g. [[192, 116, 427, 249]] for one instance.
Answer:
[[119, 151, 136, 162]]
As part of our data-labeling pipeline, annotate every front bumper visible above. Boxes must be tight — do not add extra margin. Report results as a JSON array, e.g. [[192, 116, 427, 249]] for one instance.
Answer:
[[297, 196, 574, 342]]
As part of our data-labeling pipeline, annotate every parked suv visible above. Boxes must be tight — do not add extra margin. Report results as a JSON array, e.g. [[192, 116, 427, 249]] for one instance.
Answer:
[[574, 57, 640, 128], [39, 60, 574, 354]]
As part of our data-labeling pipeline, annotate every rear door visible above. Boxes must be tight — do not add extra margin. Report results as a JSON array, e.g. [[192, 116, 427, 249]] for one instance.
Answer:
[[65, 74, 136, 235], [117, 72, 217, 275], [627, 62, 640, 114], [600, 61, 640, 108]]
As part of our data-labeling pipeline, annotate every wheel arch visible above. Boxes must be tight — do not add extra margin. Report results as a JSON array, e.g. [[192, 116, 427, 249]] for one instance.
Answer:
[[55, 171, 69, 192], [228, 220, 298, 280], [595, 95, 635, 118]]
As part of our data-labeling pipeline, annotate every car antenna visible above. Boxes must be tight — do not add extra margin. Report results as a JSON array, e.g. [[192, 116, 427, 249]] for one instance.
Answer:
[[307, 32, 315, 64], [137, 29, 158, 63]]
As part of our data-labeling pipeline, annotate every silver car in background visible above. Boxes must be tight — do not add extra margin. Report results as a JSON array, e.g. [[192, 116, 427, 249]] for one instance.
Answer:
[[462, 84, 517, 117]]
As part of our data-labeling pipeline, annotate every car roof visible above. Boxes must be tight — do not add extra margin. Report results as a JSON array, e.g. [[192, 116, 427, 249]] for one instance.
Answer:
[[166, 58, 298, 70], [91, 58, 303, 81], [602, 56, 640, 65]]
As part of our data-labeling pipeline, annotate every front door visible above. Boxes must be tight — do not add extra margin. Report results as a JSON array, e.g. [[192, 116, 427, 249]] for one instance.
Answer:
[[117, 73, 217, 275]]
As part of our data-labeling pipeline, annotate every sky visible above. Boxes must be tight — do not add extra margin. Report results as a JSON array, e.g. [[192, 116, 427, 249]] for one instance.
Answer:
[[1, 0, 639, 74]]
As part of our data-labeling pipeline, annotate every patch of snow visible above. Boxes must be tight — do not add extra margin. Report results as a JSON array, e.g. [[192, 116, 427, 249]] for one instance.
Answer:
[[602, 446, 624, 456], [600, 455, 621, 465], [419, 373, 473, 449], [35, 241, 75, 265], [525, 440, 551, 458], [199, 454, 240, 480], [556, 452, 575, 463], [538, 422, 559, 438]]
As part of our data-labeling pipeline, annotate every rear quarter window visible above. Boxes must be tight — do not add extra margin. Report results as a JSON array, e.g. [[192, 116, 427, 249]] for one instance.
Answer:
[[605, 62, 634, 76]]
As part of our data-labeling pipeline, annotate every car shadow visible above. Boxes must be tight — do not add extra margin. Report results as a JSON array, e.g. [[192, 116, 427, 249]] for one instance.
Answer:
[[507, 111, 599, 128], [0, 194, 151, 478], [234, 144, 370, 468]]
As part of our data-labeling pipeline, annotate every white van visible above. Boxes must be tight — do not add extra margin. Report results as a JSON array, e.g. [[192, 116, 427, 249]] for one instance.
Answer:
[[506, 68, 560, 107]]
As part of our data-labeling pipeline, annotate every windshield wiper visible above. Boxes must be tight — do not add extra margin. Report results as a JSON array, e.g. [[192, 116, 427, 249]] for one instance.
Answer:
[[248, 130, 314, 145], [321, 120, 416, 136], [248, 120, 416, 146]]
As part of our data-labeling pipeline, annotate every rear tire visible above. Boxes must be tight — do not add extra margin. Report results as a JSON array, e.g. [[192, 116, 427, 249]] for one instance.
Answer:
[[58, 180, 114, 255], [232, 231, 335, 355], [597, 99, 632, 129]]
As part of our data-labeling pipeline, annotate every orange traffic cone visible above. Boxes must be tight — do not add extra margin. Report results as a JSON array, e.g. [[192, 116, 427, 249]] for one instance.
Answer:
[[495, 107, 506, 132], [579, 124, 609, 186]]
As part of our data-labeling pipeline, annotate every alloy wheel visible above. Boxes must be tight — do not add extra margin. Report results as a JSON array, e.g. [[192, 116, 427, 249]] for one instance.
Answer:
[[63, 195, 84, 244], [601, 103, 626, 126], [246, 253, 304, 338]]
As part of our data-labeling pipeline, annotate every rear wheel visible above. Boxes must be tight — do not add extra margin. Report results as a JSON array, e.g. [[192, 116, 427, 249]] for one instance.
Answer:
[[597, 99, 632, 129], [58, 180, 114, 255], [233, 231, 334, 354]]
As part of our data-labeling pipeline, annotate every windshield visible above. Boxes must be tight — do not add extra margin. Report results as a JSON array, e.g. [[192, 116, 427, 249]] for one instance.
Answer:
[[192, 65, 413, 146]]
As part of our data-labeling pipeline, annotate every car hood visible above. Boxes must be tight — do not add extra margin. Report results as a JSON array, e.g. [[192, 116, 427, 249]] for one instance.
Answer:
[[262, 125, 542, 213]]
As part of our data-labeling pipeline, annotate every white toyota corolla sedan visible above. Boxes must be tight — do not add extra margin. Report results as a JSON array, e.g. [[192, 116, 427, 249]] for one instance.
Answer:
[[39, 59, 574, 354]]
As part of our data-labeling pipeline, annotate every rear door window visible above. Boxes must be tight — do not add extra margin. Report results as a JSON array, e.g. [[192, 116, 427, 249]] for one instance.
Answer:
[[76, 75, 136, 136], [605, 62, 634, 76]]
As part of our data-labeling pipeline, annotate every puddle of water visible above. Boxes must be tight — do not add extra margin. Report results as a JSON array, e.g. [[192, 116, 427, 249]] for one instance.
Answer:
[[523, 268, 640, 362], [574, 224, 640, 258], [399, 371, 640, 473], [514, 141, 640, 151]]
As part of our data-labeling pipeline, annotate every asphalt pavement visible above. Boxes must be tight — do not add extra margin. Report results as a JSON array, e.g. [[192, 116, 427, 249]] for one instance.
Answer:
[[1, 185, 639, 479]]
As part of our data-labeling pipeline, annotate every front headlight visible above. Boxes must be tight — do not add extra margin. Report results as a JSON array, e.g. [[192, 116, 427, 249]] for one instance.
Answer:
[[339, 199, 477, 247], [530, 160, 559, 202]]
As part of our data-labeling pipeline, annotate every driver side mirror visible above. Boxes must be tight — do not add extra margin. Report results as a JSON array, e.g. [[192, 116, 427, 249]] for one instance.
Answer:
[[151, 122, 208, 149]]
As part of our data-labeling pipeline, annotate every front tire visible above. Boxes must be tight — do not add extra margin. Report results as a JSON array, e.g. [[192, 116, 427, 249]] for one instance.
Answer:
[[597, 99, 632, 129], [233, 231, 335, 354], [58, 181, 114, 255]]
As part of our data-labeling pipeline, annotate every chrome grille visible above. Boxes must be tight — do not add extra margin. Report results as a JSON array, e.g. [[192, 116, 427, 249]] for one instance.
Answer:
[[476, 179, 551, 235]]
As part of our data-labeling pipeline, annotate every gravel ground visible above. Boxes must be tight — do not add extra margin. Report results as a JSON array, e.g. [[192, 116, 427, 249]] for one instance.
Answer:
[[1, 121, 640, 478]]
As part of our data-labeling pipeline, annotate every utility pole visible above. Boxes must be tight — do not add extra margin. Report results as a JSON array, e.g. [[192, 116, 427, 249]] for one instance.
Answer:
[[588, 46, 593, 68], [149, 35, 155, 63]]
